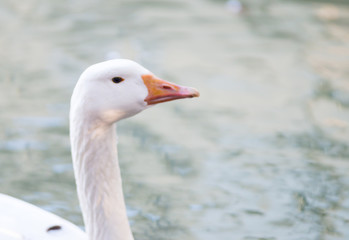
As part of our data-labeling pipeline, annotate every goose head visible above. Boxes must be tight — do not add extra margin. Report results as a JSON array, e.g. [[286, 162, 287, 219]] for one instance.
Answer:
[[71, 59, 199, 124]]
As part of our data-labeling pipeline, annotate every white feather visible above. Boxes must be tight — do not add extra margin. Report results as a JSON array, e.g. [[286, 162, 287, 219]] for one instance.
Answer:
[[0, 59, 198, 240], [0, 60, 150, 240], [0, 194, 86, 240]]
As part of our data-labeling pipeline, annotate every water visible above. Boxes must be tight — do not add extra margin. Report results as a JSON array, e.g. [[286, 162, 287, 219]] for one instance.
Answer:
[[0, 0, 349, 239]]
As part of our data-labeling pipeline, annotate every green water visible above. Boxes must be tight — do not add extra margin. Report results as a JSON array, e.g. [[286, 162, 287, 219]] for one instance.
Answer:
[[0, 0, 348, 239]]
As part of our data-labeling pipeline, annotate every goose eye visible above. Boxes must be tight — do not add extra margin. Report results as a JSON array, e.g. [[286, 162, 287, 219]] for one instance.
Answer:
[[112, 77, 124, 84]]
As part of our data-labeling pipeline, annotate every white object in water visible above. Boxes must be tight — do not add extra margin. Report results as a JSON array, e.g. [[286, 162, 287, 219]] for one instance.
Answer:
[[0, 59, 199, 240]]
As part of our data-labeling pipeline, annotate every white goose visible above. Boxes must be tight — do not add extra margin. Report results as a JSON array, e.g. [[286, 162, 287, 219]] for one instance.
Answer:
[[0, 59, 199, 240]]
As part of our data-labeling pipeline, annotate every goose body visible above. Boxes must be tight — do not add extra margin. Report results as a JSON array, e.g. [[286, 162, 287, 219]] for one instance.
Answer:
[[0, 59, 199, 240], [0, 194, 85, 240]]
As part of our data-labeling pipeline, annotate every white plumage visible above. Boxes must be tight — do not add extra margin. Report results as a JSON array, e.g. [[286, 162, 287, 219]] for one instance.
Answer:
[[0, 59, 199, 240], [0, 194, 85, 240]]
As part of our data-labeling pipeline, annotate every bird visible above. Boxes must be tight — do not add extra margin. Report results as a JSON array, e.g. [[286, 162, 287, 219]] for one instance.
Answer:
[[0, 59, 199, 240]]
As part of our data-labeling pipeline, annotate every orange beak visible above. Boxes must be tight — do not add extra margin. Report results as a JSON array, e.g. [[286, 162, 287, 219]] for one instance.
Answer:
[[142, 74, 200, 105]]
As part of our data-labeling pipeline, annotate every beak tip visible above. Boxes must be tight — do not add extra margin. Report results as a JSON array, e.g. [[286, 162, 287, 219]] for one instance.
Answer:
[[194, 90, 200, 98], [189, 88, 200, 98]]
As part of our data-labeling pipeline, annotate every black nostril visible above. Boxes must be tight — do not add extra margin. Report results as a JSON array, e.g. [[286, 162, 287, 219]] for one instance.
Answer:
[[162, 85, 173, 90]]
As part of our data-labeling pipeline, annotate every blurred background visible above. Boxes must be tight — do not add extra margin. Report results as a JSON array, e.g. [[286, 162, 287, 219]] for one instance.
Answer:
[[0, 0, 348, 239]]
